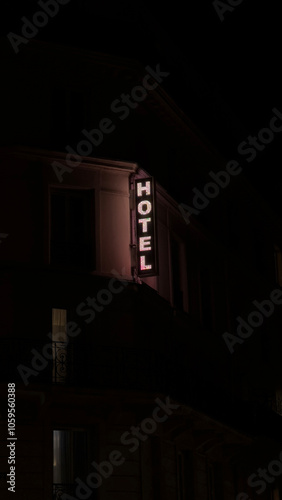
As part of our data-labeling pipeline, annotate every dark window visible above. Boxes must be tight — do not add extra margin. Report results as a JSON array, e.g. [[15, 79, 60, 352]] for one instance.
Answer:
[[52, 308, 70, 384], [177, 450, 194, 500], [207, 461, 223, 500], [53, 429, 93, 500], [50, 189, 95, 269]]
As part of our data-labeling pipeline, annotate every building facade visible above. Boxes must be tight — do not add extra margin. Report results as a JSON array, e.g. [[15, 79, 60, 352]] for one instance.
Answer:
[[1, 37, 282, 500]]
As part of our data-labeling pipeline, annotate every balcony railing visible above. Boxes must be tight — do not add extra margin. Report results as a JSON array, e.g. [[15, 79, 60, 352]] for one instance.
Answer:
[[52, 341, 72, 384], [0, 338, 223, 403], [0, 338, 167, 389], [1, 338, 281, 438]]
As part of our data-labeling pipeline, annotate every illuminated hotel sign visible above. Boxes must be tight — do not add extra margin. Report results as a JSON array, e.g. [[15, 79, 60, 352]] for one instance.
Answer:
[[135, 177, 158, 277]]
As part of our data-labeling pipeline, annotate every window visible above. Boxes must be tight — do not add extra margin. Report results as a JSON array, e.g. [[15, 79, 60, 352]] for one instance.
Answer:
[[191, 454, 223, 500], [53, 429, 90, 500], [50, 189, 95, 269], [206, 461, 223, 500], [177, 450, 194, 500], [52, 308, 69, 383], [271, 487, 280, 500]]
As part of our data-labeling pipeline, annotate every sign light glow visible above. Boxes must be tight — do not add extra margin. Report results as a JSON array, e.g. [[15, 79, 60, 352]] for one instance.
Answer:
[[135, 177, 158, 276]]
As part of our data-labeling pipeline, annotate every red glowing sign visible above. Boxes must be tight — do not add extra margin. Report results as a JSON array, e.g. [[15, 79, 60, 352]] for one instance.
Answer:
[[135, 177, 158, 277]]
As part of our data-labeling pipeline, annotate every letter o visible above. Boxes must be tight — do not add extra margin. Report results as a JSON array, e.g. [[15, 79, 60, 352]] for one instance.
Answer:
[[97, 289, 113, 305], [268, 460, 282, 477], [131, 85, 148, 102], [138, 200, 152, 215], [247, 311, 264, 327], [76, 140, 93, 156], [141, 418, 157, 434], [204, 182, 220, 199], [33, 11, 49, 27], [258, 128, 274, 144]]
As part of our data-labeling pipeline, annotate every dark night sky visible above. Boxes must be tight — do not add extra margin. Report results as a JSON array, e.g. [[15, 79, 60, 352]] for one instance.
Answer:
[[1, 0, 282, 216]]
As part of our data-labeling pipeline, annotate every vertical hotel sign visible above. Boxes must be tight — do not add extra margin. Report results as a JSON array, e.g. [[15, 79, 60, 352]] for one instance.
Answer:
[[135, 177, 158, 277]]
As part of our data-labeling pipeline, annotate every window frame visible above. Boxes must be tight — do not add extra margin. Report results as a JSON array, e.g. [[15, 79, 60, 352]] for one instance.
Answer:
[[48, 186, 96, 270], [53, 428, 90, 497]]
